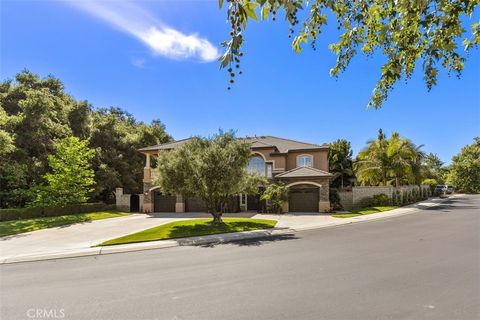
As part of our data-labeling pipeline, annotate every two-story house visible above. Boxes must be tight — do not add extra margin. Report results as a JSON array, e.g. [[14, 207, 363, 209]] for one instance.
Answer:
[[137, 135, 332, 213]]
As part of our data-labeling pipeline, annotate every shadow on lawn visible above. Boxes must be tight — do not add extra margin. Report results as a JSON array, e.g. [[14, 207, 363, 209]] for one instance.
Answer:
[[0, 216, 95, 239], [196, 233, 300, 248], [167, 221, 277, 239], [147, 212, 258, 219], [168, 220, 299, 248]]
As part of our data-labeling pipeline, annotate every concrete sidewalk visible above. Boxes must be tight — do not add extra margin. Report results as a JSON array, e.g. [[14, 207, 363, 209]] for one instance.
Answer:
[[0, 196, 455, 264], [257, 196, 454, 231]]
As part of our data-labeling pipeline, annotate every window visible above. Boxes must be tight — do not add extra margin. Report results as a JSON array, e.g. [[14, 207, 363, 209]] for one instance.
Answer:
[[239, 194, 247, 206], [266, 163, 273, 178], [297, 155, 313, 168], [247, 156, 266, 175]]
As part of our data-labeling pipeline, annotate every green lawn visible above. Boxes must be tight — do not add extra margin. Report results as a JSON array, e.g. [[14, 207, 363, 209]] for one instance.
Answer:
[[99, 217, 277, 246], [332, 206, 398, 218], [0, 211, 129, 237]]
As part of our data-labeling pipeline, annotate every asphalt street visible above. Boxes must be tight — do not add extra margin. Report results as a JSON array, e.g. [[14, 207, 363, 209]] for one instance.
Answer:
[[1, 195, 479, 320]]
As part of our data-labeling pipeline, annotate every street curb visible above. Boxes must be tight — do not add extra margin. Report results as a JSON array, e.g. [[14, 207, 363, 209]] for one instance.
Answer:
[[0, 196, 458, 265]]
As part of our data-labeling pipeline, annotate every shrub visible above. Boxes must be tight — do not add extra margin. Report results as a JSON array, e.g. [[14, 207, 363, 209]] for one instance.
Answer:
[[422, 179, 438, 193], [394, 190, 401, 205], [260, 183, 289, 214], [412, 188, 419, 201], [391, 191, 397, 206], [0, 203, 116, 222], [402, 190, 409, 205], [371, 193, 391, 206], [422, 187, 429, 199], [329, 188, 343, 211]]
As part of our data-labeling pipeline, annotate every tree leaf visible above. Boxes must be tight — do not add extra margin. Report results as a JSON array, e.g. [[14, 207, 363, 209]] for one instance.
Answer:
[[244, 2, 259, 21]]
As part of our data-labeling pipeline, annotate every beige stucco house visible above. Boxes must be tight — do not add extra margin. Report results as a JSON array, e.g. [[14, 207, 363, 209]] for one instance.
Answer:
[[132, 136, 332, 213]]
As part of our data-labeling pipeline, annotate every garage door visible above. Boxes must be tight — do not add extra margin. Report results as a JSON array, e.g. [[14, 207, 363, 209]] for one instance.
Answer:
[[289, 188, 319, 212], [185, 197, 207, 212], [153, 192, 176, 212]]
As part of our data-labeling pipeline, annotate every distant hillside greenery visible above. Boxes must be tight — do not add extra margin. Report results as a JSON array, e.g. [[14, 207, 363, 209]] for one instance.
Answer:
[[0, 71, 172, 208]]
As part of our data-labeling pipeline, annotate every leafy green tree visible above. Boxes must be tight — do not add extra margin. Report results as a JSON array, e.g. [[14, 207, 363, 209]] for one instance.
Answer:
[[89, 108, 171, 201], [0, 71, 171, 207], [69, 101, 92, 140], [30, 137, 95, 207], [0, 71, 172, 207], [447, 137, 480, 193], [0, 71, 74, 206], [423, 153, 446, 183], [422, 178, 438, 192], [219, 0, 479, 107], [0, 108, 15, 156], [156, 131, 265, 223], [261, 183, 289, 213], [328, 139, 354, 189]]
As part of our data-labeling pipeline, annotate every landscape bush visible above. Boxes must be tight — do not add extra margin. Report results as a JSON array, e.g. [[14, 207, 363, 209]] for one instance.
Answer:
[[329, 188, 343, 211], [0, 203, 116, 222], [413, 188, 419, 202], [402, 190, 410, 205], [422, 179, 438, 192], [260, 183, 289, 214], [370, 193, 391, 206]]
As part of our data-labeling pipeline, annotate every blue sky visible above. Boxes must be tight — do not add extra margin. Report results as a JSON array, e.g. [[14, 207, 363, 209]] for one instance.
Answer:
[[1, 0, 479, 164]]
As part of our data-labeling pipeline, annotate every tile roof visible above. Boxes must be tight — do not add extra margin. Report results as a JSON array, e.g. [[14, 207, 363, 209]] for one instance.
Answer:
[[242, 136, 328, 153], [138, 138, 194, 152], [275, 166, 333, 178], [138, 135, 328, 153]]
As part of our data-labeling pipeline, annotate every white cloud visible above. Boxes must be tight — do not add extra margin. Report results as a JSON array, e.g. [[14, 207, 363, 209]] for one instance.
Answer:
[[68, 0, 219, 62], [131, 56, 146, 68]]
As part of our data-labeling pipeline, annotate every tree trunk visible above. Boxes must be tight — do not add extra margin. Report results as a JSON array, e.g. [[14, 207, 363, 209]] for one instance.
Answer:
[[211, 211, 223, 224]]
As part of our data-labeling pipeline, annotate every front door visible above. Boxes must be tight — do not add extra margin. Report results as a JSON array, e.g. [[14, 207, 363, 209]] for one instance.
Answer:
[[247, 194, 260, 211], [130, 194, 139, 212]]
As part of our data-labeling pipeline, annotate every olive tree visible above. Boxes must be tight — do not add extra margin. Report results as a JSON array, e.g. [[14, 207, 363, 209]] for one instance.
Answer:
[[219, 0, 479, 108], [156, 132, 265, 223]]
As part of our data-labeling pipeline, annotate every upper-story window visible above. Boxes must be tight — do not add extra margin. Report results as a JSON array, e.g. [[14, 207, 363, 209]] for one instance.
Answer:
[[297, 155, 313, 168], [248, 156, 266, 175], [266, 163, 273, 178]]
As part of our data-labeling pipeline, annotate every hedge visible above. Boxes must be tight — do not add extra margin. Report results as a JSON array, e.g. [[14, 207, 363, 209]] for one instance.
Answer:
[[0, 203, 117, 222]]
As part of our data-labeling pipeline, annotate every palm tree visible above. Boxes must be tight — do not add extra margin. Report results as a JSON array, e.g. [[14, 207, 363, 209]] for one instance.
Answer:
[[407, 143, 426, 185], [355, 129, 390, 186], [329, 139, 354, 189], [355, 129, 423, 186]]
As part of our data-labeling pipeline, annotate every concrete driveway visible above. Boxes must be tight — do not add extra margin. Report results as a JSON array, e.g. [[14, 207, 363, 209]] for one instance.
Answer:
[[0, 212, 259, 261], [0, 214, 190, 260]]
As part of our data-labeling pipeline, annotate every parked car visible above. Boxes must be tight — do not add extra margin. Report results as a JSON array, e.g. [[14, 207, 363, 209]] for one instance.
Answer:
[[445, 185, 455, 194], [434, 185, 446, 194], [434, 185, 455, 195]]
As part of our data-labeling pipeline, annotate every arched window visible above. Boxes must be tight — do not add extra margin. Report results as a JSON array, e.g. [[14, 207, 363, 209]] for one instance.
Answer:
[[297, 154, 313, 168], [248, 156, 266, 175]]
